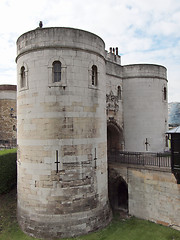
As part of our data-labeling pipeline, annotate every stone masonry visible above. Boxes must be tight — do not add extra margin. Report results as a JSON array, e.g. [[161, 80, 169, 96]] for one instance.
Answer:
[[0, 85, 17, 148], [16, 27, 111, 239], [16, 27, 170, 239], [109, 163, 180, 228]]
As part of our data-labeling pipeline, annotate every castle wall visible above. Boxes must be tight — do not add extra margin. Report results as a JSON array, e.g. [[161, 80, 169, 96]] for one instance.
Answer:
[[16, 27, 111, 239], [106, 60, 123, 126], [16, 26, 171, 239], [122, 64, 168, 152], [106, 59, 124, 151], [109, 163, 180, 228], [0, 85, 17, 148]]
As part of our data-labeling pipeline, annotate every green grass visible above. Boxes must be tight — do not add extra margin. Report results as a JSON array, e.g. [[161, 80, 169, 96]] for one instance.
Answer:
[[0, 148, 17, 193], [0, 148, 17, 155], [0, 188, 179, 240], [75, 217, 180, 240]]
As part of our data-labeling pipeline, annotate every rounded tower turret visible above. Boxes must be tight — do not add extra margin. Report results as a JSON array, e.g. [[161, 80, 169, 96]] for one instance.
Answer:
[[122, 64, 168, 152], [16, 27, 111, 239]]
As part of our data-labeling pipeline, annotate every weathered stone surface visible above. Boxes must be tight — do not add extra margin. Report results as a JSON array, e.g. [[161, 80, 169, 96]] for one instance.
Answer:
[[16, 26, 170, 239], [109, 163, 180, 228], [17, 27, 111, 239], [0, 85, 17, 148], [17, 202, 112, 239]]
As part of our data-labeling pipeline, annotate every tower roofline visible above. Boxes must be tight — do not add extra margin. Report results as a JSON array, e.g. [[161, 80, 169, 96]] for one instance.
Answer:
[[0, 85, 17, 91], [16, 27, 105, 46]]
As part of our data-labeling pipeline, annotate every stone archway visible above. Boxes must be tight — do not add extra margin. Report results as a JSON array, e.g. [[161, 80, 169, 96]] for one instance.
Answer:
[[108, 169, 128, 212], [107, 121, 124, 152]]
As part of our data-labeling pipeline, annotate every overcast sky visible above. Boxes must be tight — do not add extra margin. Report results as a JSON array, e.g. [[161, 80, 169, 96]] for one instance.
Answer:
[[0, 0, 180, 102]]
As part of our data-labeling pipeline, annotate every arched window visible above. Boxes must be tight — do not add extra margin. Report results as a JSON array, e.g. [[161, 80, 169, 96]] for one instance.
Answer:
[[92, 65, 97, 86], [53, 61, 61, 82], [117, 86, 121, 100], [20, 66, 25, 88], [163, 87, 167, 101]]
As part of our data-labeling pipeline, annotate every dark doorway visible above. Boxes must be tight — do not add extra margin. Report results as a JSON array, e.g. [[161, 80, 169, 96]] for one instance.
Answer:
[[107, 123, 123, 152], [117, 181, 128, 210], [108, 170, 128, 212]]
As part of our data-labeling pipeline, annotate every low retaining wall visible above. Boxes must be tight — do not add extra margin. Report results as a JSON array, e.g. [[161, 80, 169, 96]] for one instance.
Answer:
[[109, 163, 180, 228]]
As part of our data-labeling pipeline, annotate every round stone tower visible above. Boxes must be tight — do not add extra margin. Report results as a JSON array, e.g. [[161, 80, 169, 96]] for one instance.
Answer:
[[16, 27, 111, 239], [0, 85, 17, 148], [122, 64, 168, 152]]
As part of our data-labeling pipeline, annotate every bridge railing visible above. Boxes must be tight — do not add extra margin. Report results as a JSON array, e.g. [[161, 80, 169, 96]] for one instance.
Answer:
[[108, 151, 171, 168]]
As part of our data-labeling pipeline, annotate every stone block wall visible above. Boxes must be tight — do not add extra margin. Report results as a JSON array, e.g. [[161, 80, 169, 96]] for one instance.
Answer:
[[0, 85, 17, 148], [123, 64, 168, 152], [16, 27, 111, 239], [109, 164, 180, 228], [16, 26, 171, 239]]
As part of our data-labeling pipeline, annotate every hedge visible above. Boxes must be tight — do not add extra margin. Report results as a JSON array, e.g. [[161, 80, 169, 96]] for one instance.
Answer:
[[0, 149, 17, 194]]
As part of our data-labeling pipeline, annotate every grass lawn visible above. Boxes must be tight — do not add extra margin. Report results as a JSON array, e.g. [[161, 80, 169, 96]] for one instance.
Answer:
[[0, 148, 17, 194], [0, 148, 17, 155], [0, 187, 180, 240]]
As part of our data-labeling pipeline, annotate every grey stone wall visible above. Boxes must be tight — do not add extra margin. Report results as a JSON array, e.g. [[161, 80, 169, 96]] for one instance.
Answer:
[[16, 26, 170, 239], [122, 64, 168, 152], [109, 163, 180, 228], [16, 27, 111, 239], [0, 85, 17, 148]]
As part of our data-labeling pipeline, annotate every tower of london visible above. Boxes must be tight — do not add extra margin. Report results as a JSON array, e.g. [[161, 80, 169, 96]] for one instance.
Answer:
[[16, 27, 169, 239]]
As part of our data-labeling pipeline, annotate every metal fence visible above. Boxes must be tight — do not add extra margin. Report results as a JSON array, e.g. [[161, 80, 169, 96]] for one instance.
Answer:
[[108, 151, 171, 168]]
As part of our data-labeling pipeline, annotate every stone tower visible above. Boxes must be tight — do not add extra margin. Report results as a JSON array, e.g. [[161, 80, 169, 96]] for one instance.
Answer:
[[16, 27, 111, 239], [0, 84, 17, 148], [122, 64, 168, 152], [105, 61, 168, 154]]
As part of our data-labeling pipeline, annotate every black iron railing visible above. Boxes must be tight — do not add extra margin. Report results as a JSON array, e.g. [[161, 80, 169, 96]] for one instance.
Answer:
[[108, 151, 171, 168]]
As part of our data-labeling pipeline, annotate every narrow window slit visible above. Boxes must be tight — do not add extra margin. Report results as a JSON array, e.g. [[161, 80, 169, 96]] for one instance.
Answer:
[[53, 61, 61, 82], [55, 150, 60, 173], [92, 65, 97, 86]]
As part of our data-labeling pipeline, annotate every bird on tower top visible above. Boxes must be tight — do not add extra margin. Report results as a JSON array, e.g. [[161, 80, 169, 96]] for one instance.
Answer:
[[39, 21, 43, 28]]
